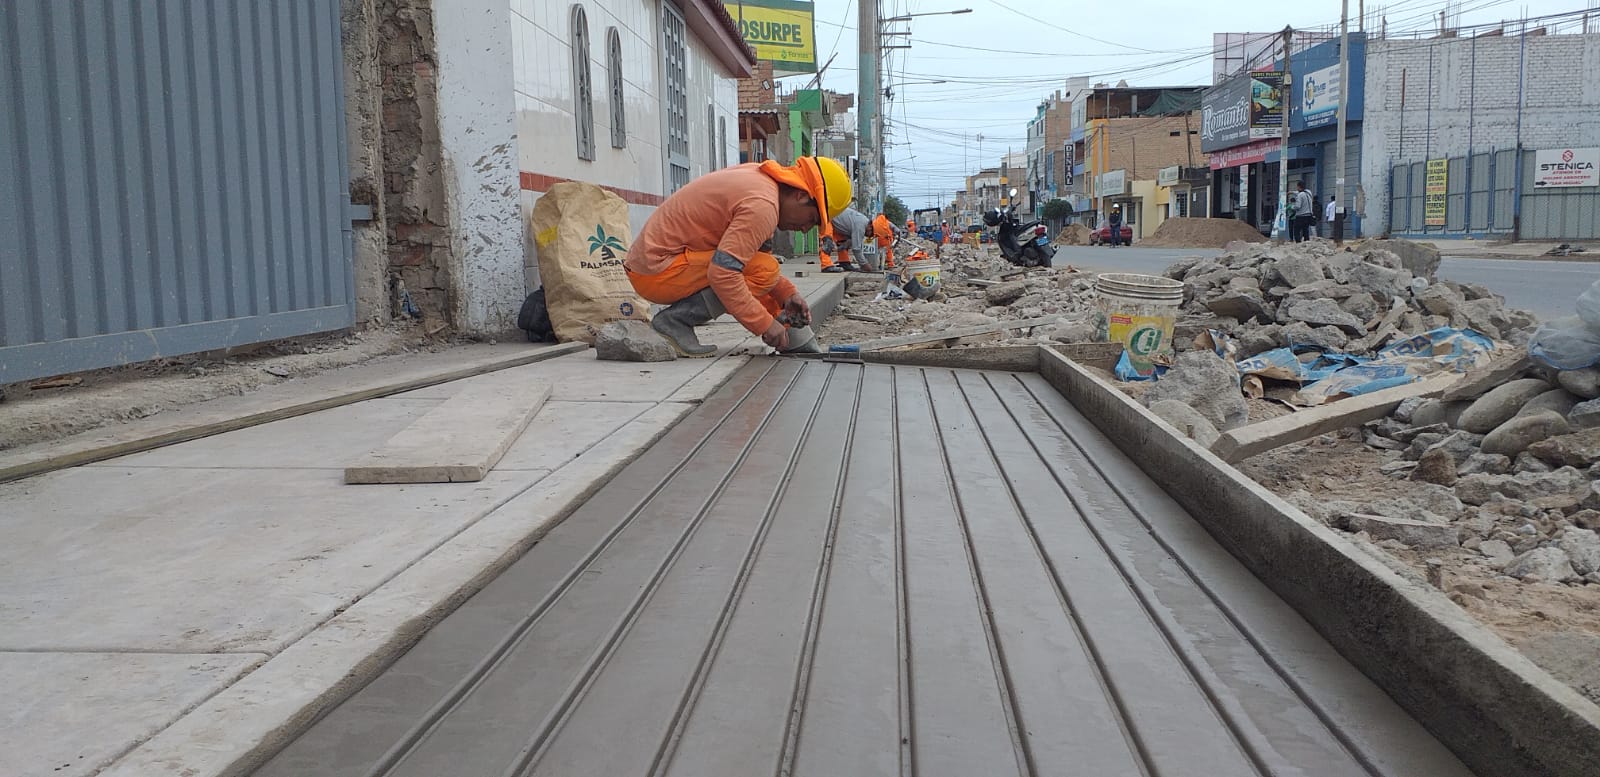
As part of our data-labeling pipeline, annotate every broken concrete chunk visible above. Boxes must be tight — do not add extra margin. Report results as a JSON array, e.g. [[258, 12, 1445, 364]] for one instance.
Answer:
[[1205, 292, 1273, 323], [1527, 428, 1600, 468], [1272, 252, 1327, 288], [1441, 353, 1533, 402], [1457, 378, 1557, 434], [1455, 467, 1591, 509], [1458, 452, 1513, 476], [595, 320, 678, 362], [985, 282, 1027, 307], [1339, 512, 1460, 549], [1143, 350, 1249, 431], [1278, 297, 1367, 335], [1481, 411, 1571, 457], [1478, 539, 1516, 566], [1560, 528, 1600, 576], [1504, 547, 1579, 582]]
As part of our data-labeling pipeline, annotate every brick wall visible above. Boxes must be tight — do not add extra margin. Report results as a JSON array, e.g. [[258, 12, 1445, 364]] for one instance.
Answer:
[[1361, 33, 1600, 233], [1097, 114, 1204, 181], [738, 61, 775, 110]]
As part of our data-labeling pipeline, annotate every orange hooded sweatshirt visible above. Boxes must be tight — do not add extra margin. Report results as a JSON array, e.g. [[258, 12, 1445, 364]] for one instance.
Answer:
[[628, 161, 830, 334]]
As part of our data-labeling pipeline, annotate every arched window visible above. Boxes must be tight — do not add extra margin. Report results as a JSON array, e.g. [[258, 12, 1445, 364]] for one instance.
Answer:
[[607, 28, 626, 149], [570, 6, 595, 161]]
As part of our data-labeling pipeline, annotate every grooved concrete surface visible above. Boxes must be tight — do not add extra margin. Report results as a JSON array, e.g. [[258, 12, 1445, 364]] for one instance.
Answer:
[[259, 360, 1478, 777]]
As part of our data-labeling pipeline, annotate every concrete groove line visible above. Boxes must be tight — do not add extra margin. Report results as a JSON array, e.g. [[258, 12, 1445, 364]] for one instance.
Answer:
[[1012, 373, 1390, 777], [351, 360, 789, 777], [890, 366, 915, 777], [919, 368, 1037, 777], [954, 371, 1157, 777], [645, 361, 843, 777], [501, 361, 817, 777], [1014, 371, 1377, 776], [773, 363, 867, 777], [997, 372, 1272, 776]]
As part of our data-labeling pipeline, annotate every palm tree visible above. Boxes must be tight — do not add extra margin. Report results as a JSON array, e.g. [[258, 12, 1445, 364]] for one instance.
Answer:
[[587, 226, 625, 260]]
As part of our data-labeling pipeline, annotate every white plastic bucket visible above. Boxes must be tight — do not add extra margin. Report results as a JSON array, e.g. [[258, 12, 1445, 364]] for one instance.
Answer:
[[1094, 273, 1184, 372], [902, 258, 941, 299]]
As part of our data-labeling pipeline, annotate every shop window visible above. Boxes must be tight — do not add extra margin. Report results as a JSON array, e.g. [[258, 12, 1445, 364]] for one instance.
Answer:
[[607, 28, 625, 149], [570, 6, 595, 161]]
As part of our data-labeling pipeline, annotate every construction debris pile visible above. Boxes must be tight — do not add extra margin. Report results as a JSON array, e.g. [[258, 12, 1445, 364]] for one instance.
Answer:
[[1138, 217, 1269, 248], [1054, 224, 1092, 246]]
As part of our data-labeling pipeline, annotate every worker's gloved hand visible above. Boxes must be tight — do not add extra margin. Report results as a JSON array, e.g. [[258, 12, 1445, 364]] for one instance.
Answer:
[[762, 320, 790, 350], [781, 294, 812, 328]]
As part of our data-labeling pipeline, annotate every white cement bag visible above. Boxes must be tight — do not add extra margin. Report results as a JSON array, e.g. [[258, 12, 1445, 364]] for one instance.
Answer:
[[531, 182, 649, 343]]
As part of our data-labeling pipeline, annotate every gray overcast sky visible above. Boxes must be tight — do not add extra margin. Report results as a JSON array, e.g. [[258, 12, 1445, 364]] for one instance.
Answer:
[[786, 0, 1586, 209]]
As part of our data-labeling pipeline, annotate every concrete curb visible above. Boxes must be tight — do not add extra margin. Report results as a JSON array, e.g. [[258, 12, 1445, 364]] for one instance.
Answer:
[[1037, 346, 1600, 777], [0, 342, 587, 485]]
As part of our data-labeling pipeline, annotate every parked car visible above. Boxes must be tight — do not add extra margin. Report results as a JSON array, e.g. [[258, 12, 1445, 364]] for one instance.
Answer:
[[1088, 223, 1134, 246]]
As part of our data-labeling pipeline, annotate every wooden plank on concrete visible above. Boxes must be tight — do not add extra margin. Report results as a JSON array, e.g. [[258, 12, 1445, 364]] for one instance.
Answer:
[[843, 316, 1060, 352], [344, 380, 553, 484], [1210, 373, 1457, 463], [0, 342, 587, 485]]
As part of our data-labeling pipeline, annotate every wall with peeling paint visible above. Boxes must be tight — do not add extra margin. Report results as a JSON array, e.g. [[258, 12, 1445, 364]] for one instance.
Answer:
[[434, 0, 525, 335]]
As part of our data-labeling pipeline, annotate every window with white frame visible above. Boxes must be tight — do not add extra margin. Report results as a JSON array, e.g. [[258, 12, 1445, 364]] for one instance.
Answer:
[[571, 5, 595, 161], [607, 27, 625, 149], [661, 3, 689, 191]]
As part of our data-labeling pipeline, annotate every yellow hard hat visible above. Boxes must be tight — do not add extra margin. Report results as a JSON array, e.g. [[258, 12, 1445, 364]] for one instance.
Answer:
[[813, 156, 853, 222]]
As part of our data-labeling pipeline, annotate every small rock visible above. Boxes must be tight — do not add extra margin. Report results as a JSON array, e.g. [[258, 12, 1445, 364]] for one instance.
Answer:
[[1527, 428, 1600, 468], [1461, 509, 1498, 535], [1560, 528, 1600, 575], [1570, 398, 1600, 430], [1339, 292, 1381, 321], [1272, 252, 1327, 288], [1417, 282, 1464, 316], [1410, 447, 1458, 485], [595, 320, 677, 362], [1237, 324, 1285, 357], [985, 282, 1027, 306], [1479, 539, 1516, 566], [1149, 400, 1221, 448], [1457, 379, 1557, 434], [1557, 367, 1600, 400], [1515, 389, 1581, 421], [1365, 433, 1408, 451], [1481, 411, 1571, 457], [1455, 467, 1592, 509], [1570, 510, 1600, 531], [1380, 460, 1419, 475], [1441, 353, 1533, 401], [1339, 513, 1460, 549], [1422, 431, 1485, 465], [263, 366, 291, 378], [1393, 397, 1427, 423], [1278, 297, 1367, 335], [1504, 547, 1579, 582], [1205, 292, 1273, 323], [1143, 350, 1250, 431], [1458, 453, 1513, 476], [1405, 433, 1449, 461], [1392, 423, 1451, 444], [1383, 239, 1443, 278], [1280, 321, 1349, 351], [1411, 399, 1471, 428], [1515, 452, 1556, 474]]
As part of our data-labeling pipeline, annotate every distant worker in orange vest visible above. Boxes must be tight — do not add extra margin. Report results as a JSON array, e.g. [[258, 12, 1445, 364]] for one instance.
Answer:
[[819, 206, 871, 273], [935, 219, 952, 260], [872, 212, 896, 270], [627, 156, 852, 356]]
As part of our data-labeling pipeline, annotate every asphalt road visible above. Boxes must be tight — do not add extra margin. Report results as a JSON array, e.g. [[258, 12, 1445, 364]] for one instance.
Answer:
[[1050, 244, 1600, 322]]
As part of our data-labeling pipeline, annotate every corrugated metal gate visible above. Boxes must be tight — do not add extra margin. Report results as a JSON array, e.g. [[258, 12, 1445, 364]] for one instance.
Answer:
[[0, 0, 353, 384], [1389, 148, 1599, 240]]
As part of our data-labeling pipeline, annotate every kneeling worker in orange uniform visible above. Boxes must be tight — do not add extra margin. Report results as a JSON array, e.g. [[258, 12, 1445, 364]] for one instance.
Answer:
[[872, 212, 896, 269], [626, 156, 852, 357]]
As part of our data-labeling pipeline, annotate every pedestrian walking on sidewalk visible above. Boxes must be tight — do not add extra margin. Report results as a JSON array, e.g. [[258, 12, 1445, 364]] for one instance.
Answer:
[[626, 157, 852, 356], [1291, 181, 1315, 242], [820, 206, 871, 273], [1324, 195, 1338, 242]]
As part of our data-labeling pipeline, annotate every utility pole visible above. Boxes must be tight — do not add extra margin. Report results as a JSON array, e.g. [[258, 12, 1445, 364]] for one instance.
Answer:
[[857, 0, 880, 214], [1272, 25, 1294, 244], [1334, 0, 1351, 243]]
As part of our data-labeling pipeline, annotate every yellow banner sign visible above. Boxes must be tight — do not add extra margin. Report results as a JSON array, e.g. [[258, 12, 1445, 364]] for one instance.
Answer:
[[724, 1, 816, 73], [1424, 159, 1448, 227]]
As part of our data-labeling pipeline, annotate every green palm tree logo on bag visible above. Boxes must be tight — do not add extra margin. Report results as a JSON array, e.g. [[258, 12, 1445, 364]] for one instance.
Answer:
[[587, 226, 626, 260]]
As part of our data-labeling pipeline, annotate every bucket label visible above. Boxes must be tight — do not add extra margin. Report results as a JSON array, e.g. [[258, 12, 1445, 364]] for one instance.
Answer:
[[1107, 313, 1175, 366]]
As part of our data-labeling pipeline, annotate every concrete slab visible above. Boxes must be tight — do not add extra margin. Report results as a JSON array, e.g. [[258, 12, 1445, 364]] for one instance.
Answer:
[[98, 403, 696, 777], [0, 466, 547, 652], [392, 350, 721, 403], [90, 398, 445, 470], [1212, 373, 1457, 462], [0, 651, 260, 777], [496, 400, 653, 471], [345, 380, 552, 484], [0, 342, 585, 484]]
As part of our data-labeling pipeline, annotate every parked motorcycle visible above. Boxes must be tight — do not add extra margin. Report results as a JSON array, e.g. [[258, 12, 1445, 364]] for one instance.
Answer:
[[983, 188, 1056, 268]]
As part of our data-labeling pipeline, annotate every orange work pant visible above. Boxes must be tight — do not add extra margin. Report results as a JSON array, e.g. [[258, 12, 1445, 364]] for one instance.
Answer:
[[819, 248, 851, 269], [877, 238, 895, 269], [627, 249, 784, 320]]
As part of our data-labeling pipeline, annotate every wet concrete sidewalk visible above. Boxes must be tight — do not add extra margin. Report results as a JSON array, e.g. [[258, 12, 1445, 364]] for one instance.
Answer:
[[0, 274, 840, 777], [256, 359, 1475, 777]]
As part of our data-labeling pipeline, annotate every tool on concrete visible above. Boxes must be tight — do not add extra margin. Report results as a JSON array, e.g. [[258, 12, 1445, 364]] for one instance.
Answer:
[[650, 288, 724, 358], [344, 379, 551, 484]]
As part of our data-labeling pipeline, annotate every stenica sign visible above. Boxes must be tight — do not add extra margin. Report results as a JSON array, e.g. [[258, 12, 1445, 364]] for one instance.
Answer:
[[1301, 64, 1340, 129], [1534, 148, 1600, 188]]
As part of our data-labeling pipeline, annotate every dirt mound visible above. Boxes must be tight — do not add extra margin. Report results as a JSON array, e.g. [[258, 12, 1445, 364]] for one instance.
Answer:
[[1140, 218, 1267, 248], [1055, 224, 1091, 246]]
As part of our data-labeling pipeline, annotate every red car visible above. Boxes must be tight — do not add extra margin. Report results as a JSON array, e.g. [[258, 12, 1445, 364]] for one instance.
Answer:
[[1088, 223, 1134, 245]]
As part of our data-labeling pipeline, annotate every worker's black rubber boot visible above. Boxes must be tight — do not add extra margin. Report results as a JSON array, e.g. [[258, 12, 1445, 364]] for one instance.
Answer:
[[780, 325, 826, 354], [650, 289, 723, 358]]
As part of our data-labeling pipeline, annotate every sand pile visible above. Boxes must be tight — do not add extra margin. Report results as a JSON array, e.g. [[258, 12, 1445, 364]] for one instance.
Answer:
[[1055, 223, 1091, 246], [1140, 218, 1268, 248]]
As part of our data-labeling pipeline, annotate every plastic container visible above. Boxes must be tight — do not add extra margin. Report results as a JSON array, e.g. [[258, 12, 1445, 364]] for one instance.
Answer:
[[902, 258, 941, 299], [1094, 272, 1184, 373]]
